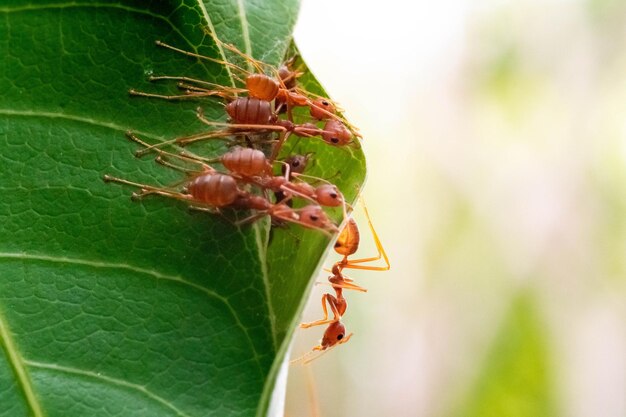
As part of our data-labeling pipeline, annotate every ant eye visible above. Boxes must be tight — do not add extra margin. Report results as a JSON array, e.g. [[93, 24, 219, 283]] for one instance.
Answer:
[[322, 100, 329, 106], [334, 242, 341, 247], [337, 334, 344, 340], [309, 215, 319, 222], [331, 137, 339, 144], [293, 161, 300, 167], [330, 192, 338, 199]]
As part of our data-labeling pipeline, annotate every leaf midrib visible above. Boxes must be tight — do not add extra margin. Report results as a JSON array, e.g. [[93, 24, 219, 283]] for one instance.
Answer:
[[194, 0, 278, 353]]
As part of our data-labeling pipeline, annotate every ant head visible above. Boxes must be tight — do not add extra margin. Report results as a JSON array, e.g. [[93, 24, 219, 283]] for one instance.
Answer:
[[320, 321, 348, 349], [282, 154, 310, 176], [315, 184, 343, 207], [309, 98, 337, 120], [278, 65, 298, 90], [298, 205, 338, 232], [321, 119, 352, 146]]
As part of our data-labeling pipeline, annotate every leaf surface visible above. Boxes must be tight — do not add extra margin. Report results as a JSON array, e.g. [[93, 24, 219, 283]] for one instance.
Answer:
[[0, 1, 366, 416]]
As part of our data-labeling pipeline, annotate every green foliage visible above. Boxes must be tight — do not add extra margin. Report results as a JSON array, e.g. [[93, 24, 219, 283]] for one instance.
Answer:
[[451, 291, 555, 417], [0, 1, 366, 416]]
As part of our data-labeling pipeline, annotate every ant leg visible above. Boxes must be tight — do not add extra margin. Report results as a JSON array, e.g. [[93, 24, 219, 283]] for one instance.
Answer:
[[129, 89, 219, 101], [316, 281, 367, 293], [154, 156, 209, 176], [278, 185, 315, 205], [128, 131, 187, 161], [131, 188, 190, 201], [188, 205, 220, 215], [135, 130, 237, 157], [330, 281, 367, 293], [304, 365, 322, 417], [126, 132, 213, 172], [176, 130, 238, 146], [176, 83, 244, 100], [150, 75, 246, 93], [154, 156, 190, 172], [203, 31, 268, 74], [270, 131, 291, 161], [103, 175, 193, 202], [278, 216, 335, 237], [154, 40, 251, 77], [299, 294, 341, 329], [234, 211, 267, 226]]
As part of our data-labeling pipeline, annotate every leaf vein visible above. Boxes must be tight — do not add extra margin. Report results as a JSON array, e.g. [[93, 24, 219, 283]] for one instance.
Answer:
[[0, 2, 195, 50], [0, 109, 163, 141], [24, 360, 191, 417], [0, 252, 265, 375]]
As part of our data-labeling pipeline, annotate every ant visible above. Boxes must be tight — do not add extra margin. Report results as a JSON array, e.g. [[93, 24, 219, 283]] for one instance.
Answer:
[[292, 203, 390, 364], [103, 168, 339, 235], [127, 131, 347, 211], [132, 99, 354, 163], [130, 34, 357, 133], [105, 133, 342, 235]]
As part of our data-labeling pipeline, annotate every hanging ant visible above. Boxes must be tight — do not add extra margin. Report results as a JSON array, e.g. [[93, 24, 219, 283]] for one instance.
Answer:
[[292, 204, 389, 363]]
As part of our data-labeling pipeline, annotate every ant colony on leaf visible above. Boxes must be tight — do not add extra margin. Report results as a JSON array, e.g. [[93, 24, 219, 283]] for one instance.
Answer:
[[104, 31, 389, 401]]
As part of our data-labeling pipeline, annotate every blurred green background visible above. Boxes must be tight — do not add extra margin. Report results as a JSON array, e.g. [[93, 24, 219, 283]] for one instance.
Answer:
[[285, 1, 626, 416]]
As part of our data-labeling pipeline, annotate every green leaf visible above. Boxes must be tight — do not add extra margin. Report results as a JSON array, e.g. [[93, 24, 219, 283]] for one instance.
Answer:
[[0, 1, 366, 416]]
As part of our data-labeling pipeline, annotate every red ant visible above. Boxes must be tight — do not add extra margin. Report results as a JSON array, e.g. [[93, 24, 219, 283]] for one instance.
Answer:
[[292, 204, 390, 363], [104, 140, 338, 235], [103, 169, 339, 235], [130, 35, 356, 132], [132, 99, 354, 163], [127, 132, 347, 211]]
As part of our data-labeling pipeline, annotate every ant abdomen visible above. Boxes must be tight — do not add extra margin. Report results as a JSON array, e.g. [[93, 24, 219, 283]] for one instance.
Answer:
[[334, 218, 360, 256], [187, 173, 239, 206], [245, 74, 280, 101], [226, 97, 273, 124], [233, 195, 271, 211], [221, 148, 272, 177]]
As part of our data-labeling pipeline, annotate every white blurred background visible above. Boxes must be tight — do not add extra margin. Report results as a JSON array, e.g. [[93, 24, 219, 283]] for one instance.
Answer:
[[285, 1, 626, 416]]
